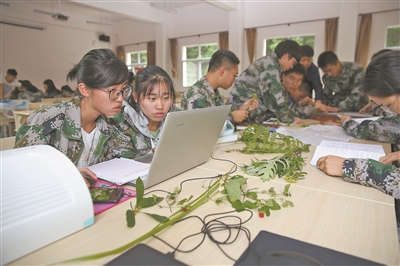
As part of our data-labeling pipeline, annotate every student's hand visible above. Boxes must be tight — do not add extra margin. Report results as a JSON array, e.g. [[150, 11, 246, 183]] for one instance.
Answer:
[[340, 115, 351, 124], [79, 168, 98, 188], [293, 117, 303, 124], [240, 98, 259, 111], [359, 101, 374, 114], [327, 106, 340, 113], [379, 151, 400, 165], [298, 96, 313, 106], [316, 155, 345, 176], [231, 110, 249, 123], [315, 101, 329, 113]]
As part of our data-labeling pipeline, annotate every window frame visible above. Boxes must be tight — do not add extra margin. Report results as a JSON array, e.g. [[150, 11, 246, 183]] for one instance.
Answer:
[[181, 43, 218, 87], [385, 25, 400, 49], [263, 34, 315, 56], [126, 50, 148, 73]]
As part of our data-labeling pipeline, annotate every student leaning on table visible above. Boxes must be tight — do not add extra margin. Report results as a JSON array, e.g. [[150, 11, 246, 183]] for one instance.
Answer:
[[317, 50, 400, 199], [226, 39, 302, 124], [14, 49, 130, 187], [109, 65, 178, 158]]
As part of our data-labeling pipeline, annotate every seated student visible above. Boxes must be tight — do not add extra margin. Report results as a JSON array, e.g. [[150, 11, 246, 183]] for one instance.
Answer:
[[317, 51, 369, 112], [0, 69, 21, 100], [281, 64, 332, 120], [226, 39, 301, 124], [61, 85, 75, 97], [181, 49, 258, 123], [14, 49, 130, 187], [43, 79, 62, 98], [110, 65, 178, 158], [316, 50, 400, 199], [9, 83, 25, 99], [18, 80, 44, 102], [358, 49, 393, 116]]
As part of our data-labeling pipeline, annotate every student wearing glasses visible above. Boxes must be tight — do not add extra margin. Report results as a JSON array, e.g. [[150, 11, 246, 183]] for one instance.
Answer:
[[317, 51, 369, 112], [317, 50, 400, 199], [14, 49, 130, 186], [110, 65, 178, 158], [226, 39, 302, 124], [181, 49, 259, 123]]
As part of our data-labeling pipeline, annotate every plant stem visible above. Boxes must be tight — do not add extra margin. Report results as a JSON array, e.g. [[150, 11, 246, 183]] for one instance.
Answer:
[[56, 175, 224, 264]]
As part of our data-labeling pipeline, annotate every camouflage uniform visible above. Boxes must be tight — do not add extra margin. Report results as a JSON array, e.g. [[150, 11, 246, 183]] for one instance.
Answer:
[[322, 62, 369, 111], [226, 53, 298, 124], [181, 76, 234, 122], [289, 97, 316, 119], [44, 90, 61, 98], [342, 158, 400, 199], [14, 96, 117, 166], [343, 112, 400, 152], [18, 90, 44, 102]]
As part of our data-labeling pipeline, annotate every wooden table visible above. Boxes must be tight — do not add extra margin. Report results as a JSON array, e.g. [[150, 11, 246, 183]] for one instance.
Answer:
[[8, 136, 399, 265]]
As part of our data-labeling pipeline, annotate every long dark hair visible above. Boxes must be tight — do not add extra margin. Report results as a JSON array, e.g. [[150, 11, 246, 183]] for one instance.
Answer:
[[67, 49, 128, 89], [361, 50, 400, 97], [21, 80, 40, 93], [127, 65, 176, 112], [43, 79, 61, 95]]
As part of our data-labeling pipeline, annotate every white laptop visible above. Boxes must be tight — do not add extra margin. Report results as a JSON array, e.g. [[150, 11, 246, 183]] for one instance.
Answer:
[[129, 105, 231, 188]]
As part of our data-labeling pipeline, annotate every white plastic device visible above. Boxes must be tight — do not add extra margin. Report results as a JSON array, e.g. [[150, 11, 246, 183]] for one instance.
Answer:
[[0, 145, 94, 265]]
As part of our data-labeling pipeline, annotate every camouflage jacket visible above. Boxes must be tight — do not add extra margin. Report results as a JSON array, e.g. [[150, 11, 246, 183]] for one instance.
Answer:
[[343, 112, 400, 151], [342, 158, 400, 199], [109, 103, 163, 159], [322, 62, 369, 111], [18, 90, 44, 102], [14, 96, 115, 166], [44, 90, 61, 98], [226, 53, 297, 124], [289, 99, 316, 119], [181, 76, 234, 122]]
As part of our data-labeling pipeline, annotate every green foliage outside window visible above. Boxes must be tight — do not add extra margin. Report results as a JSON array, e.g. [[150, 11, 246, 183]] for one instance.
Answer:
[[183, 43, 218, 86], [386, 26, 400, 48], [265, 35, 315, 55]]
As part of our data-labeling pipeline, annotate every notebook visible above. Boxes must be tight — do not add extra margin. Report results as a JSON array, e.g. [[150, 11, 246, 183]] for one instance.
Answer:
[[128, 105, 231, 188]]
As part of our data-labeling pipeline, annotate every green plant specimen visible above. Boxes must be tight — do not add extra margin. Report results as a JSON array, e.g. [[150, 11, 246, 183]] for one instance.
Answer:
[[237, 125, 310, 155], [57, 171, 293, 264]]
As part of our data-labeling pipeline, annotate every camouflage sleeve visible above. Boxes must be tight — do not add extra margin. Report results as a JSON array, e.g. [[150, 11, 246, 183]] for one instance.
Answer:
[[321, 75, 334, 106], [290, 103, 316, 119], [343, 114, 400, 144], [342, 158, 400, 199], [337, 67, 366, 111], [14, 110, 63, 148]]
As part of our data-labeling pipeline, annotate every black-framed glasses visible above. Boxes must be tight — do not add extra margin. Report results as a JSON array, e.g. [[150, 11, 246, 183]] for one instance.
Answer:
[[371, 94, 399, 115], [101, 86, 132, 100]]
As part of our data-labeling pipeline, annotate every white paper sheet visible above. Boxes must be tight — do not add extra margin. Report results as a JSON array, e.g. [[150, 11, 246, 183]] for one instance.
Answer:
[[310, 140, 385, 166], [276, 125, 354, 146]]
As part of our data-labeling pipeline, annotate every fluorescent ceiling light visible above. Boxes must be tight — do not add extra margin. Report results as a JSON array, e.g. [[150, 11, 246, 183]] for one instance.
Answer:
[[0, 20, 45, 30], [86, 20, 113, 27], [150, 2, 177, 14]]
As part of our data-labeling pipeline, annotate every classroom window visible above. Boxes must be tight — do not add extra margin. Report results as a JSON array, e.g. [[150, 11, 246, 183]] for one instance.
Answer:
[[385, 26, 400, 48], [182, 43, 218, 87], [265, 35, 315, 55], [126, 50, 147, 73]]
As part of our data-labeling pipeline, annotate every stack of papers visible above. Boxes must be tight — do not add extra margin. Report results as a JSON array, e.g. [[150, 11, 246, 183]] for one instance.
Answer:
[[310, 140, 386, 166], [88, 158, 150, 185]]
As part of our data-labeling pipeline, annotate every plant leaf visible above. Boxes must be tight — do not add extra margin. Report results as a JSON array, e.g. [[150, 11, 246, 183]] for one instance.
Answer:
[[243, 200, 258, 209], [231, 199, 245, 212], [144, 213, 169, 223], [225, 177, 246, 202], [126, 209, 135, 228], [135, 177, 144, 205], [139, 196, 164, 208]]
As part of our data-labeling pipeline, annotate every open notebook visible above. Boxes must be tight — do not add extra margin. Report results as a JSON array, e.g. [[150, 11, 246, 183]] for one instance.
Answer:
[[89, 105, 231, 189]]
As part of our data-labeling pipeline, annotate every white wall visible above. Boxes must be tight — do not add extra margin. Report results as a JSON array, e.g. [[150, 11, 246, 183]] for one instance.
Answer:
[[1, 1, 399, 95]]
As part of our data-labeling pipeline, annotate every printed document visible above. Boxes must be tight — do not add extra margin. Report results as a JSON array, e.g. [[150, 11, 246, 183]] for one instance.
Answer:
[[310, 140, 385, 166]]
